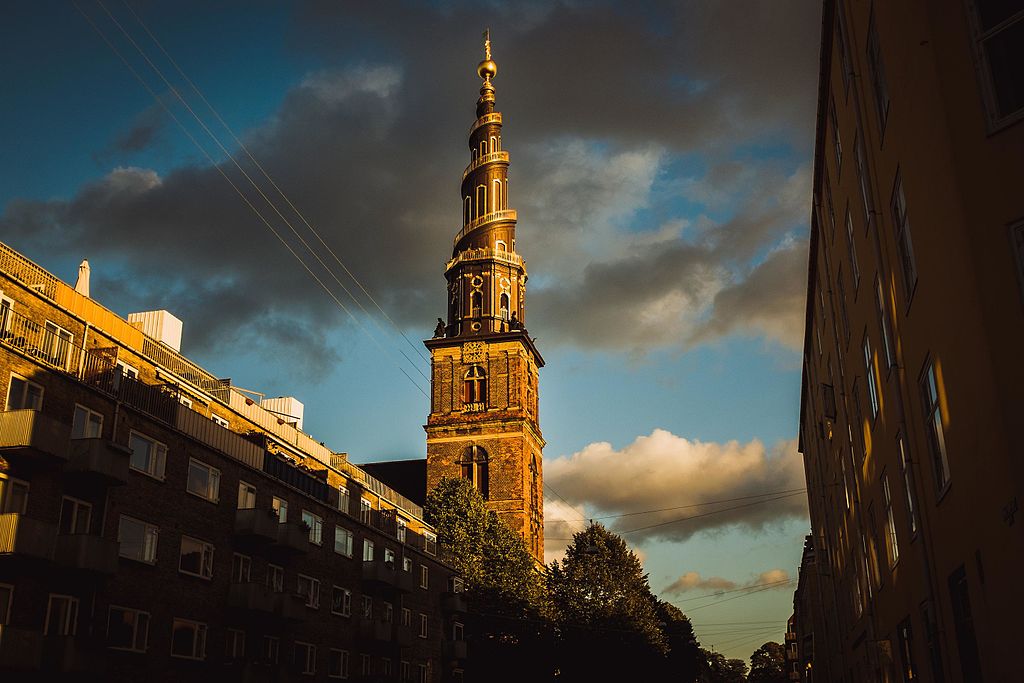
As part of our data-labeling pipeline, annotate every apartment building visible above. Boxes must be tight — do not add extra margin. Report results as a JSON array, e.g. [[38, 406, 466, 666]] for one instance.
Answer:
[[798, 1, 1023, 682], [0, 241, 467, 681]]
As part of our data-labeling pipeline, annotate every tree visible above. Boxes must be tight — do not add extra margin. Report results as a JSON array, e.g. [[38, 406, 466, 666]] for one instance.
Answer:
[[701, 649, 749, 683], [748, 641, 787, 683], [548, 523, 670, 681], [654, 599, 701, 682]]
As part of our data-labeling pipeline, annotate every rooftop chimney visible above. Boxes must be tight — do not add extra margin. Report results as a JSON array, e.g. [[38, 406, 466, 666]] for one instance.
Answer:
[[127, 310, 183, 351]]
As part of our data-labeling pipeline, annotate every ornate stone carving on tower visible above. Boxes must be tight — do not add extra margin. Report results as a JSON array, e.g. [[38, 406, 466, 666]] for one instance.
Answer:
[[425, 31, 545, 563]]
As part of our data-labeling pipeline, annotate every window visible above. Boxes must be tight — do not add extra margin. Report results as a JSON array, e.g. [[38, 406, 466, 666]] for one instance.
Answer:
[[226, 628, 245, 660], [891, 172, 918, 301], [855, 135, 874, 232], [921, 361, 950, 491], [361, 595, 373, 620], [6, 374, 43, 410], [460, 445, 489, 498], [267, 564, 284, 593], [43, 321, 73, 369], [107, 606, 150, 652], [835, 1, 853, 95], [178, 395, 193, 408], [476, 185, 486, 218], [966, 2, 1024, 125], [463, 366, 486, 404], [837, 270, 851, 342], [866, 10, 890, 132], [263, 636, 280, 664], [231, 553, 251, 583], [401, 608, 411, 627], [897, 432, 919, 536], [179, 535, 214, 579], [332, 586, 352, 616], [302, 510, 323, 545], [360, 498, 372, 524], [338, 486, 350, 514], [469, 291, 482, 318], [419, 663, 429, 683], [403, 557, 413, 573], [59, 496, 92, 534], [329, 649, 349, 679], [170, 619, 207, 660], [401, 661, 411, 682], [425, 531, 437, 556], [845, 208, 859, 288], [499, 292, 510, 321], [874, 279, 895, 370], [128, 431, 166, 480], [0, 293, 12, 334], [186, 459, 220, 503], [451, 576, 465, 593], [830, 97, 842, 173], [0, 583, 11, 624], [882, 475, 899, 567], [419, 613, 428, 638], [948, 566, 983, 681], [71, 404, 103, 439], [298, 574, 320, 609], [384, 548, 396, 568], [363, 539, 375, 562], [335, 526, 354, 556], [864, 335, 879, 420], [211, 413, 229, 428], [45, 594, 79, 636], [397, 518, 407, 543], [361, 654, 372, 677], [896, 618, 917, 683], [383, 659, 393, 677], [118, 515, 158, 564], [420, 565, 429, 589], [237, 481, 256, 509], [453, 621, 464, 641], [273, 496, 288, 523], [383, 602, 393, 623]]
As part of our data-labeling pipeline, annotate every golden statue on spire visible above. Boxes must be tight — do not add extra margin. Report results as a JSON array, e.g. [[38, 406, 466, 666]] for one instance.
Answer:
[[478, 28, 497, 81]]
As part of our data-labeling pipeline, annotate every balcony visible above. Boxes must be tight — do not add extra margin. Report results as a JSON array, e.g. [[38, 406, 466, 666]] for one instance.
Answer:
[[468, 112, 501, 136], [272, 522, 310, 555], [441, 592, 468, 613], [274, 592, 308, 621], [362, 560, 407, 591], [443, 640, 468, 661], [66, 438, 130, 484], [42, 635, 101, 673], [233, 508, 279, 543], [453, 209, 518, 245], [54, 534, 118, 574], [0, 513, 56, 560], [0, 625, 42, 671], [462, 150, 509, 181], [228, 582, 276, 614], [446, 246, 524, 274], [0, 410, 69, 464], [357, 619, 393, 642]]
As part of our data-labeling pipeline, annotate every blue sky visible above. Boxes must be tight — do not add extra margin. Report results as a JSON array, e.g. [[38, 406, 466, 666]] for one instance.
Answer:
[[1, 0, 821, 662]]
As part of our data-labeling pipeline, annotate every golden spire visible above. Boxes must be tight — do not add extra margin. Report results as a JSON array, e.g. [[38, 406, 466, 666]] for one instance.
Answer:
[[476, 28, 497, 113]]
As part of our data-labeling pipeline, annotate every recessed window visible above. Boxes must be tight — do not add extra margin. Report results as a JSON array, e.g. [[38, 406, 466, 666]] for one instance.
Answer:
[[107, 606, 150, 652], [865, 10, 890, 132], [329, 648, 350, 679], [0, 583, 12, 625], [403, 557, 413, 573], [966, 3, 1024, 126], [42, 321, 73, 369], [0, 477, 28, 514], [170, 618, 207, 660], [267, 564, 284, 593], [338, 486, 350, 514], [211, 414, 229, 428], [463, 366, 486, 404], [332, 586, 351, 617], [363, 539, 375, 562], [845, 208, 859, 288], [59, 496, 92, 535], [118, 515, 158, 564], [272, 496, 288, 523], [882, 474, 899, 567], [297, 574, 320, 609], [0, 294, 12, 334], [420, 565, 429, 589], [225, 628, 245, 660], [71, 404, 103, 439], [361, 595, 373, 620], [382, 602, 393, 624], [397, 518, 407, 543], [186, 459, 220, 503], [897, 432, 919, 537], [384, 548, 396, 568], [854, 134, 874, 232], [419, 613, 428, 638], [890, 172, 918, 302], [335, 526, 354, 557], [360, 498, 373, 524], [830, 97, 842, 173], [460, 445, 489, 498], [921, 360, 951, 491], [45, 594, 79, 636], [424, 531, 437, 556], [6, 374, 43, 411], [401, 608, 411, 627], [263, 636, 279, 664], [128, 431, 166, 480], [178, 535, 214, 579], [863, 335, 880, 420], [301, 510, 323, 545], [231, 553, 251, 583], [237, 481, 256, 510]]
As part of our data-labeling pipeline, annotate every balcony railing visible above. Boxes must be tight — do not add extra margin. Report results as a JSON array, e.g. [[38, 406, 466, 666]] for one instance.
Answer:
[[468, 112, 501, 136], [0, 410, 70, 461], [0, 513, 57, 559], [233, 507, 280, 542], [461, 150, 509, 181], [228, 582, 276, 614], [443, 640, 468, 660], [66, 438, 130, 484], [273, 521, 311, 554], [54, 534, 119, 574], [445, 247, 523, 274], [453, 209, 518, 245]]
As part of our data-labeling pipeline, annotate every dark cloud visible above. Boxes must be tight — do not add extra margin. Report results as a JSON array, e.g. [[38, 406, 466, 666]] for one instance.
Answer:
[[0, 2, 819, 370], [112, 104, 167, 153]]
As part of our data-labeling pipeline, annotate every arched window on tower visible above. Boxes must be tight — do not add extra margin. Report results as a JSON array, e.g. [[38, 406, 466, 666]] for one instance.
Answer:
[[492, 179, 502, 212], [463, 365, 487, 404], [500, 293, 510, 322], [464, 196, 471, 225], [461, 445, 489, 498], [480, 140, 487, 156], [476, 185, 486, 218], [469, 291, 482, 319], [490, 135, 498, 153]]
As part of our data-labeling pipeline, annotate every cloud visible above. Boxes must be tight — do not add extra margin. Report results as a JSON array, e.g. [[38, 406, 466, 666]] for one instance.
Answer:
[[662, 568, 791, 596], [544, 429, 808, 544]]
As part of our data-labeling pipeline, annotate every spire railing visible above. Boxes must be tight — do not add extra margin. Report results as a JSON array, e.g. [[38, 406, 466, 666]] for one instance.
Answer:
[[469, 112, 502, 136], [453, 209, 518, 245], [462, 151, 509, 181], [445, 247, 523, 273]]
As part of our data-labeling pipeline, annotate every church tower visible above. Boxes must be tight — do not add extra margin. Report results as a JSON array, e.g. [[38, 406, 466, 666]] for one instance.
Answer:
[[425, 32, 545, 563]]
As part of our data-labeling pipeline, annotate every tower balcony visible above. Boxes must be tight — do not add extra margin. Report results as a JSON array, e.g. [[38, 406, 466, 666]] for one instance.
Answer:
[[469, 112, 502, 136], [453, 209, 518, 245], [445, 246, 524, 273], [462, 150, 509, 181]]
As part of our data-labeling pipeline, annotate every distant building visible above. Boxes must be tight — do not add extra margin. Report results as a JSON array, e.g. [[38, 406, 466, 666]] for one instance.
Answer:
[[798, 1, 1023, 682], [0, 241, 466, 680]]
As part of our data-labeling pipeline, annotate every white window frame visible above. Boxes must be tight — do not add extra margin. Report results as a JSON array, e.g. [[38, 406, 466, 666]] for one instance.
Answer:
[[43, 320, 74, 370], [263, 635, 280, 664], [45, 594, 79, 636], [231, 553, 251, 583], [178, 395, 193, 409], [170, 618, 207, 660], [186, 458, 221, 503], [401, 608, 411, 627], [363, 539, 375, 562], [71, 403, 104, 439], [128, 430, 167, 480], [237, 480, 257, 510], [301, 510, 323, 545], [59, 495, 92, 535], [420, 565, 429, 589], [360, 497, 373, 524], [211, 413, 229, 428], [361, 595, 372, 620], [267, 564, 284, 593], [0, 293, 12, 334], [297, 574, 320, 609], [424, 531, 437, 556], [922, 361, 951, 492], [106, 605, 150, 652], [295, 641, 316, 676], [403, 557, 413, 573], [6, 373, 43, 411], [118, 515, 159, 564], [397, 517, 407, 543], [225, 628, 245, 660], [334, 526, 354, 557], [419, 613, 428, 638], [329, 648, 350, 679], [178, 535, 214, 579], [273, 496, 288, 523], [331, 586, 351, 617], [337, 485, 350, 514], [384, 548, 396, 568]]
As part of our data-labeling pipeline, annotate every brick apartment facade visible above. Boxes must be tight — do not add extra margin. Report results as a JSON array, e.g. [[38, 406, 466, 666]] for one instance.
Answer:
[[798, 2, 1023, 682], [0, 241, 467, 681]]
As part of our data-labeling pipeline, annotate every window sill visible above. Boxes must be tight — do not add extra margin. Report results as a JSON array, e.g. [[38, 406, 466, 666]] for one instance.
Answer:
[[128, 468, 165, 483]]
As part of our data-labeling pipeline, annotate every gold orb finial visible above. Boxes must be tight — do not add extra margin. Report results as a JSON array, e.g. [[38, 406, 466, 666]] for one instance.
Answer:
[[477, 28, 497, 81]]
